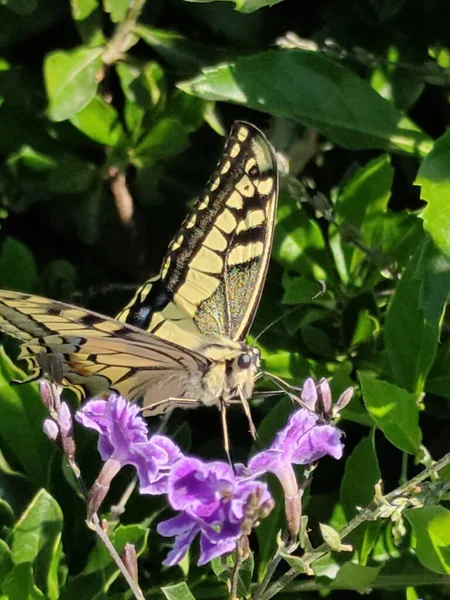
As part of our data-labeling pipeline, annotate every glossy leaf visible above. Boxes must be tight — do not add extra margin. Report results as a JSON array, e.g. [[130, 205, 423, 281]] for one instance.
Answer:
[[11, 489, 63, 599], [340, 432, 382, 561], [0, 237, 37, 292], [273, 188, 326, 276], [416, 129, 450, 257], [427, 339, 450, 399], [44, 46, 103, 121], [330, 563, 381, 592], [0, 539, 13, 585], [104, 0, 128, 22], [136, 24, 231, 74], [161, 582, 197, 600], [0, 349, 54, 487], [70, 95, 123, 144], [135, 118, 189, 164], [359, 373, 421, 454], [179, 50, 432, 154], [405, 506, 450, 574], [384, 239, 450, 394], [2, 563, 45, 600], [332, 154, 393, 283]]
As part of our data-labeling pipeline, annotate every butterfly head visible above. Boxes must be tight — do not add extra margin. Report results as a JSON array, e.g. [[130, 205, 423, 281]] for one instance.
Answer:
[[235, 345, 261, 371]]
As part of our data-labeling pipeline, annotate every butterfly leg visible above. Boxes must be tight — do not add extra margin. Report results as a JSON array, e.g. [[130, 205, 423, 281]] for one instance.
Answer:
[[219, 399, 233, 466], [239, 392, 257, 440], [141, 397, 202, 416]]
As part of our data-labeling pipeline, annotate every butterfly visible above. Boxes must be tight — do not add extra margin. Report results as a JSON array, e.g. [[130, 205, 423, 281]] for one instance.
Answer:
[[0, 122, 279, 453]]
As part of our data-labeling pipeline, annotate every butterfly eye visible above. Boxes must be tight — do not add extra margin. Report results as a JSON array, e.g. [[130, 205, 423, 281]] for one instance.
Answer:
[[238, 353, 252, 369]]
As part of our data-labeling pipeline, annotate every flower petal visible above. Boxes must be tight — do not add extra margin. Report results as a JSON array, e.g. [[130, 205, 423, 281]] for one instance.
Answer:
[[292, 423, 343, 464], [198, 535, 237, 566]]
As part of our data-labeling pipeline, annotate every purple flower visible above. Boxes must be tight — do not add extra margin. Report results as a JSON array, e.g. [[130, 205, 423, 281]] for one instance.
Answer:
[[245, 378, 347, 535], [75, 395, 182, 514], [157, 457, 274, 566]]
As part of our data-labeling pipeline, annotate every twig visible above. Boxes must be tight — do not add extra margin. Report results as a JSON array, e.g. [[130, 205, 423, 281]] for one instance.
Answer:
[[87, 515, 145, 600], [109, 165, 135, 225], [276, 32, 450, 86], [110, 475, 138, 521], [103, 0, 147, 64], [259, 451, 450, 600]]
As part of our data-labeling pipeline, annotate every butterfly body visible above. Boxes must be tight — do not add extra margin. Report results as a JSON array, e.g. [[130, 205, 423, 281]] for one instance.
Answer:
[[0, 122, 278, 446]]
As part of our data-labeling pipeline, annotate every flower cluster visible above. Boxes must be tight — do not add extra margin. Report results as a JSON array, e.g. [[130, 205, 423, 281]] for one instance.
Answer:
[[157, 458, 273, 565], [43, 378, 351, 566]]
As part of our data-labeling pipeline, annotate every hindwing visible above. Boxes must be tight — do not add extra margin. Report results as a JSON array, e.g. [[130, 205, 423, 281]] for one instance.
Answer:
[[117, 121, 278, 344], [0, 290, 210, 414]]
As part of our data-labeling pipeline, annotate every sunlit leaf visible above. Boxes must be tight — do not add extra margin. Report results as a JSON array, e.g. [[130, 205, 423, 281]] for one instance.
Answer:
[[179, 50, 432, 154], [161, 582, 197, 600], [416, 129, 450, 257], [405, 506, 450, 574], [384, 239, 450, 395], [359, 373, 421, 454], [44, 46, 103, 121]]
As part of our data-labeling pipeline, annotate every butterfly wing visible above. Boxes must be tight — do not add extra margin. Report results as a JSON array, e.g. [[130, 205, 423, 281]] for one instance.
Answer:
[[117, 121, 278, 343], [0, 290, 209, 414]]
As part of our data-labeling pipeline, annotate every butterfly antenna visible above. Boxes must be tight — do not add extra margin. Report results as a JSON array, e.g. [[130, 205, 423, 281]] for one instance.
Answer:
[[254, 305, 303, 342], [261, 370, 317, 414], [254, 281, 326, 343]]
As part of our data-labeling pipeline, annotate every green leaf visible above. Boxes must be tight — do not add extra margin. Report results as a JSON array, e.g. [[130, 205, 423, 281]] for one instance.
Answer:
[[44, 46, 103, 121], [273, 188, 326, 276], [83, 524, 148, 573], [341, 433, 380, 518], [134, 118, 189, 164], [340, 432, 382, 561], [136, 24, 231, 74], [11, 489, 63, 600], [358, 374, 421, 454], [332, 154, 394, 282], [71, 0, 98, 20], [211, 553, 254, 597], [2, 563, 45, 600], [427, 339, 450, 398], [330, 562, 381, 592], [70, 0, 105, 46], [179, 50, 432, 154], [282, 275, 326, 304], [384, 239, 450, 394], [103, 0, 128, 22], [262, 349, 311, 381], [116, 61, 166, 140], [161, 582, 197, 600], [405, 506, 450, 574], [59, 571, 107, 600], [319, 523, 341, 551], [70, 95, 123, 145], [0, 237, 38, 292], [416, 129, 450, 257], [47, 155, 96, 193], [0, 349, 54, 486], [234, 0, 285, 11], [0, 539, 13, 585]]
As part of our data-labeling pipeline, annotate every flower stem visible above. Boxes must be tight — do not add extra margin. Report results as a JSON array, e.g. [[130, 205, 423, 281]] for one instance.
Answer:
[[259, 451, 450, 600], [87, 514, 145, 600]]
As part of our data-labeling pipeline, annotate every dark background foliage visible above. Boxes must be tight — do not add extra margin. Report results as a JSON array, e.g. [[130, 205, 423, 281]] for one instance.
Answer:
[[0, 0, 450, 598]]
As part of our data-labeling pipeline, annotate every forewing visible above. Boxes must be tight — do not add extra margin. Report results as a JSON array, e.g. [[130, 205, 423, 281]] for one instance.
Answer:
[[117, 121, 278, 342], [0, 290, 209, 414]]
